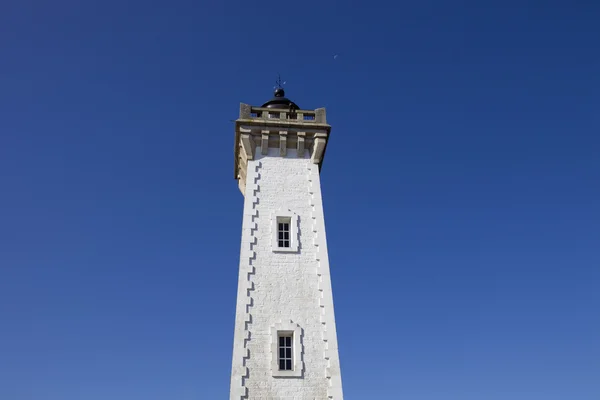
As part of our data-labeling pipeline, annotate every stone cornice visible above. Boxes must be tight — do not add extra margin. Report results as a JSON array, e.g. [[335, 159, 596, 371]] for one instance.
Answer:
[[234, 103, 331, 195]]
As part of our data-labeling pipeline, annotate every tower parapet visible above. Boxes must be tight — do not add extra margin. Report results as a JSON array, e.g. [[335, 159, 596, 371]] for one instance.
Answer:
[[234, 89, 331, 194]]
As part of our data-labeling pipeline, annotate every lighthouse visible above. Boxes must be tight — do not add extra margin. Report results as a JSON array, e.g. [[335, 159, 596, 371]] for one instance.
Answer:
[[230, 87, 344, 399]]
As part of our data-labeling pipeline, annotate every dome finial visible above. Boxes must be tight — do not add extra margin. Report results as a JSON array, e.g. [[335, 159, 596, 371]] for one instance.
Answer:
[[262, 74, 298, 109], [274, 74, 286, 97]]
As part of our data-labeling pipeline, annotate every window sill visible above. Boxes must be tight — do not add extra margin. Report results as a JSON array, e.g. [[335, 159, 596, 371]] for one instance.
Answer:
[[272, 247, 298, 253], [272, 369, 302, 378]]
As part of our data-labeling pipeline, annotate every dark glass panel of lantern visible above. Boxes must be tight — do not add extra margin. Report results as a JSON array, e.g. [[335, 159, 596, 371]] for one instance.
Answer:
[[286, 337, 292, 346], [279, 360, 286, 370], [285, 348, 291, 358], [279, 336, 285, 346], [286, 360, 292, 370]]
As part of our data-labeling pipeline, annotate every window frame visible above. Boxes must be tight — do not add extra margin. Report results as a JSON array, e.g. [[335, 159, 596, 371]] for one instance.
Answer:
[[277, 219, 291, 249], [270, 321, 303, 378], [271, 209, 299, 252], [277, 333, 293, 371]]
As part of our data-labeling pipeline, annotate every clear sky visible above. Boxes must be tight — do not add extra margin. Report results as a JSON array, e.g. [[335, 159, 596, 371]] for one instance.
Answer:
[[0, 1, 599, 399]]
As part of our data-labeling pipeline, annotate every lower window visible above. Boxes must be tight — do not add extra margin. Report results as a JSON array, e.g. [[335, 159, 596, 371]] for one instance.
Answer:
[[270, 321, 303, 377], [278, 334, 293, 371]]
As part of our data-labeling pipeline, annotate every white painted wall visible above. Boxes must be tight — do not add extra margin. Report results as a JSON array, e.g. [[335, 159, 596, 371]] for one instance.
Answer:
[[230, 147, 343, 400]]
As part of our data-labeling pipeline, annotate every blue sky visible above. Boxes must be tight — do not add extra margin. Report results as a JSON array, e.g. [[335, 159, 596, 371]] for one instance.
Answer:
[[0, 0, 599, 399]]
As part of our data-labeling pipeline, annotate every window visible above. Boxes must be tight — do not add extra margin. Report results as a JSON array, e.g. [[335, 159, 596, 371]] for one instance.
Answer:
[[270, 321, 303, 377], [278, 334, 293, 370], [271, 210, 299, 252], [278, 219, 291, 248]]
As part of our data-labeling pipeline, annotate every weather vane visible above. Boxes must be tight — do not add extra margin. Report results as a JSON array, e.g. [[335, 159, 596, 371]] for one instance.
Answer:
[[274, 74, 286, 89]]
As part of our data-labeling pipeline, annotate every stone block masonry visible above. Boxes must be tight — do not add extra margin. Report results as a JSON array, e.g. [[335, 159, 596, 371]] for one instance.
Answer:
[[230, 147, 343, 399]]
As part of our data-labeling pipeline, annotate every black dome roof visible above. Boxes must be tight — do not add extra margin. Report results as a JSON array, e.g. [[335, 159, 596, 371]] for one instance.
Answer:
[[261, 88, 300, 110]]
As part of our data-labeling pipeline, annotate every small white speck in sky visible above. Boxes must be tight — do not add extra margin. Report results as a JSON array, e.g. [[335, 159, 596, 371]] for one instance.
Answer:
[[333, 54, 338, 60]]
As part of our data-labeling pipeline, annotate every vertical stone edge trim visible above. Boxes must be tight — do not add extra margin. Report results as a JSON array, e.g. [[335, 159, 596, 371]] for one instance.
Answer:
[[232, 161, 261, 400], [239, 103, 251, 119], [261, 130, 269, 155], [279, 131, 288, 157], [315, 107, 326, 124], [311, 134, 327, 165], [307, 163, 344, 399], [297, 132, 306, 158], [240, 132, 255, 161]]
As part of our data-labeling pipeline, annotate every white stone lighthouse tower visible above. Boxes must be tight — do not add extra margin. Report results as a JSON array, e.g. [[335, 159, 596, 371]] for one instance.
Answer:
[[230, 88, 344, 399]]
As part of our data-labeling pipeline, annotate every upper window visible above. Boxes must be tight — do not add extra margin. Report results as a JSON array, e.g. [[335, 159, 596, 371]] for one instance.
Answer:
[[271, 209, 299, 252], [277, 218, 291, 248]]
